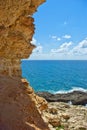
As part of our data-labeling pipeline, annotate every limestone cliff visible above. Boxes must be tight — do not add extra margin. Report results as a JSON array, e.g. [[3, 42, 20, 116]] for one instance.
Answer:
[[0, 0, 45, 77], [0, 0, 49, 130]]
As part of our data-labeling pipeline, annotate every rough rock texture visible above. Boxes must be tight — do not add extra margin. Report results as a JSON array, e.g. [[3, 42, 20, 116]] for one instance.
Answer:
[[36, 91, 87, 105], [0, 76, 49, 130], [0, 0, 49, 130], [21, 79, 48, 113], [0, 0, 45, 77], [42, 102, 87, 130]]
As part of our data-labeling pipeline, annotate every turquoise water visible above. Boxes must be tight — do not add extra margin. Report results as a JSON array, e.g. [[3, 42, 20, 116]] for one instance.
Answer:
[[21, 60, 87, 93]]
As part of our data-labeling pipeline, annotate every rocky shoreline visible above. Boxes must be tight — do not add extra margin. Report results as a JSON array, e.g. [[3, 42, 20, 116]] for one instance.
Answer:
[[36, 91, 87, 129], [36, 91, 87, 105], [42, 102, 87, 130]]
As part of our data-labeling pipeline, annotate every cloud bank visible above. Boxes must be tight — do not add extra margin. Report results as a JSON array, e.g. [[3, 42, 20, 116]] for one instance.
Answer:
[[30, 37, 87, 60], [51, 42, 72, 53]]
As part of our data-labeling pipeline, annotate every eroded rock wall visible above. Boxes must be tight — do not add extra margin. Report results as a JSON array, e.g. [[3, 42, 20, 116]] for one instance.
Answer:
[[0, 0, 45, 77], [0, 0, 49, 130]]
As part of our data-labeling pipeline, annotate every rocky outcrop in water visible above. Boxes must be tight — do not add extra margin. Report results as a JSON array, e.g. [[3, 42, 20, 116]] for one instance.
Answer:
[[36, 91, 87, 105], [0, 0, 49, 130]]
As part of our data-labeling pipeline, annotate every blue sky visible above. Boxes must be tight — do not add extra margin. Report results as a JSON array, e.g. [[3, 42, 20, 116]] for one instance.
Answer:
[[29, 0, 87, 60]]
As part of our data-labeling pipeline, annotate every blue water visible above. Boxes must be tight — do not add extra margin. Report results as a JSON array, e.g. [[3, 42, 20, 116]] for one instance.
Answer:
[[21, 60, 87, 93]]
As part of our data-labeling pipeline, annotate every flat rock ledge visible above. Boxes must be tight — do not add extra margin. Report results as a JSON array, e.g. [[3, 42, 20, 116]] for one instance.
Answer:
[[36, 91, 87, 105]]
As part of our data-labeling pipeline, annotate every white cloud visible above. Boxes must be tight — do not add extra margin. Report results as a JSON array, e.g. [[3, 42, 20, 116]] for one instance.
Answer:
[[57, 38, 61, 41], [71, 38, 87, 55], [78, 39, 87, 48], [30, 37, 87, 60], [60, 42, 72, 48], [51, 34, 71, 41], [31, 38, 37, 45], [31, 38, 43, 53], [51, 42, 73, 54], [51, 38, 87, 56], [51, 35, 61, 41], [63, 35, 71, 39]]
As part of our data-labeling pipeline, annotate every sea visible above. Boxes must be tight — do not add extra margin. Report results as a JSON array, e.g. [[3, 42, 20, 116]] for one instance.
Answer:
[[21, 60, 87, 94]]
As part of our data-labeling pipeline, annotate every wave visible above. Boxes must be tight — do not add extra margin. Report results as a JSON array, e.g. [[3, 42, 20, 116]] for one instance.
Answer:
[[49, 87, 87, 94]]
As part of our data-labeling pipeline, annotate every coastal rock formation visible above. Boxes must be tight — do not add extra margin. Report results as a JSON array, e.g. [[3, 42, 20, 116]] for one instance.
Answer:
[[0, 76, 49, 130], [0, 0, 45, 76], [22, 79, 48, 112], [36, 91, 87, 105], [42, 102, 87, 130], [0, 0, 49, 130]]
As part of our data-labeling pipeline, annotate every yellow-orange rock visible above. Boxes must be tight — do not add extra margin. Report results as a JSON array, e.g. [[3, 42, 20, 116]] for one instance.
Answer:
[[0, 0, 45, 77], [0, 0, 49, 130], [22, 78, 48, 112], [0, 76, 49, 130]]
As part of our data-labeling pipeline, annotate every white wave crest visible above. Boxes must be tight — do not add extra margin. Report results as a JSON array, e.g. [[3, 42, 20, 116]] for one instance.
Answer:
[[52, 87, 87, 94]]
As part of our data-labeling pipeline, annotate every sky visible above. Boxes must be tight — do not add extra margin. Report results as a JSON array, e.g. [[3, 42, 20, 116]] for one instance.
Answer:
[[29, 0, 87, 60]]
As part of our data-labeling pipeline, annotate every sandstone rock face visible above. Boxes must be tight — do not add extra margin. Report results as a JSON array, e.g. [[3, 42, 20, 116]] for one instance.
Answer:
[[0, 76, 49, 130], [0, 0, 49, 130], [0, 0, 45, 77]]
